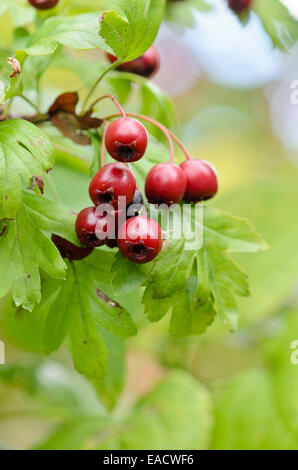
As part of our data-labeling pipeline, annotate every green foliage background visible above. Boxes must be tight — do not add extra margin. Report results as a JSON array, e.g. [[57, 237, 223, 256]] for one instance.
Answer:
[[0, 0, 297, 451]]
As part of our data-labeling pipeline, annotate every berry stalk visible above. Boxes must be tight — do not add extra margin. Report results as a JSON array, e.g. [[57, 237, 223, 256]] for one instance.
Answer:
[[89, 94, 127, 119]]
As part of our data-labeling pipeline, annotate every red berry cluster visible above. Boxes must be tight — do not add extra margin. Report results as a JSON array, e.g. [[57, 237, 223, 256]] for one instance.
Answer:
[[73, 116, 163, 264], [145, 159, 217, 205], [52, 46, 217, 264], [72, 107, 218, 264], [28, 0, 59, 10]]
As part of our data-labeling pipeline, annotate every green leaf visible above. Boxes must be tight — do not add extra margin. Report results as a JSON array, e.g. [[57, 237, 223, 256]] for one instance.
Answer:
[[201, 246, 249, 331], [141, 81, 178, 140], [22, 13, 106, 57], [143, 263, 216, 337], [44, 273, 76, 355], [0, 119, 53, 219], [0, 0, 35, 27], [70, 295, 108, 393], [142, 205, 266, 335], [252, 0, 298, 49], [0, 191, 80, 311], [211, 369, 297, 450], [142, 282, 172, 323], [33, 251, 135, 391], [203, 207, 268, 253], [186, 263, 216, 335], [36, 416, 109, 450], [149, 238, 197, 298], [100, 0, 165, 61], [23, 191, 78, 245], [108, 75, 132, 104], [111, 251, 146, 296], [99, 371, 213, 450], [0, 206, 66, 311], [97, 331, 126, 410]]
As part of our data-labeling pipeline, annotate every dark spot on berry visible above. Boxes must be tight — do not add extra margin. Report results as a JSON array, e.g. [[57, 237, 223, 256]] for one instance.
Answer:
[[99, 191, 113, 204], [85, 233, 98, 244], [132, 244, 148, 256], [115, 143, 137, 162]]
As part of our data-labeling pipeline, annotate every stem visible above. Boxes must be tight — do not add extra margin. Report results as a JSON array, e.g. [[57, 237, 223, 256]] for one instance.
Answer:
[[90, 95, 126, 118], [3, 98, 13, 118], [82, 60, 121, 113], [101, 124, 108, 168], [20, 94, 40, 113], [167, 130, 192, 161]]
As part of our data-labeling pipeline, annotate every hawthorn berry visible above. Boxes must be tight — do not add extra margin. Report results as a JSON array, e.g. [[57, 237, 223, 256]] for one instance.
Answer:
[[51, 234, 93, 261], [97, 207, 126, 248], [75, 206, 105, 248], [145, 163, 187, 205], [89, 162, 136, 209], [105, 117, 148, 163], [105, 190, 144, 248], [29, 0, 59, 10], [107, 46, 160, 78], [118, 216, 163, 264], [228, 0, 252, 13], [179, 159, 218, 202]]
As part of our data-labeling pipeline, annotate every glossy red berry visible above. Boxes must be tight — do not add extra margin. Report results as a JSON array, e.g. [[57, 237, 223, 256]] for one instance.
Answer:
[[51, 234, 93, 261], [89, 163, 136, 209], [145, 163, 187, 205], [105, 190, 144, 248], [105, 118, 148, 163], [118, 216, 163, 264], [228, 0, 252, 13], [75, 207, 105, 248], [97, 207, 126, 248], [179, 159, 218, 202], [29, 0, 59, 10], [107, 46, 160, 78]]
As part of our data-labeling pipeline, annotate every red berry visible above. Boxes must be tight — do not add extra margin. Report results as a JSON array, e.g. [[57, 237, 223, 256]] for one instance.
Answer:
[[89, 163, 136, 209], [75, 207, 105, 247], [118, 216, 163, 264], [96, 207, 126, 248], [51, 234, 93, 261], [29, 0, 59, 10], [105, 190, 144, 248], [179, 159, 218, 202], [105, 117, 147, 163], [107, 46, 160, 78], [145, 163, 187, 205], [228, 0, 251, 13]]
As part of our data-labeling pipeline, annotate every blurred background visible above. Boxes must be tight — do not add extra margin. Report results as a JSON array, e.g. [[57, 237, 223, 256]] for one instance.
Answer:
[[0, 0, 297, 450]]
